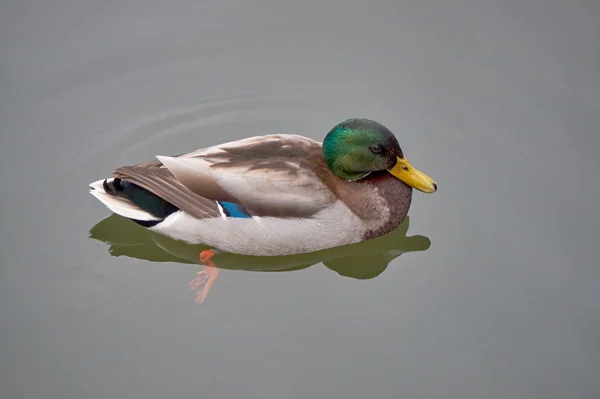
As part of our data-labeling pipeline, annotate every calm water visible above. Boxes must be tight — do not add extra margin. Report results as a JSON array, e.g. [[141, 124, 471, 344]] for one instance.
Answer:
[[2, 1, 599, 398]]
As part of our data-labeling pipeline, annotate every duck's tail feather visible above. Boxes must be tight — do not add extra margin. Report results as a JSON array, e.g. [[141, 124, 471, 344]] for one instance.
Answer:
[[89, 178, 180, 227]]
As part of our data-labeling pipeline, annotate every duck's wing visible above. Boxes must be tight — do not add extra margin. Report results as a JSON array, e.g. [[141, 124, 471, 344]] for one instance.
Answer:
[[113, 134, 337, 219]]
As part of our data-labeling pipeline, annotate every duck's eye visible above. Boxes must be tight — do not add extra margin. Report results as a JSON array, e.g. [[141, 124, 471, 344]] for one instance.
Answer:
[[370, 145, 382, 154]]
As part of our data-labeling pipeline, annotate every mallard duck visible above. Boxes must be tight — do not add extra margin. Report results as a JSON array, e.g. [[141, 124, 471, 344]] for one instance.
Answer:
[[89, 118, 437, 268]]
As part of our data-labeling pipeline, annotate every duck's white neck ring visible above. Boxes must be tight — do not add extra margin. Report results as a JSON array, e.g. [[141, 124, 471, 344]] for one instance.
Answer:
[[345, 171, 371, 182]]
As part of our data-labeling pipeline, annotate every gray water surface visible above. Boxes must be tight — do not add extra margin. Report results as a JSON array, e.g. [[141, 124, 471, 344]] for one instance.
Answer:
[[2, 1, 600, 398]]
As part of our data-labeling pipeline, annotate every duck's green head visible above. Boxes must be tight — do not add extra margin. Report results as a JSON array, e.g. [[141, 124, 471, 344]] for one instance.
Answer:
[[323, 118, 437, 193]]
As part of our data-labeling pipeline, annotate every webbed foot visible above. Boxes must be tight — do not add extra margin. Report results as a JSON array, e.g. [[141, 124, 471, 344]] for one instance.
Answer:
[[188, 249, 221, 304]]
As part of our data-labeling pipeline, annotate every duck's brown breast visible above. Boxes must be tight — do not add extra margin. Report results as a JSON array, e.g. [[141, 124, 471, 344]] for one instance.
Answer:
[[359, 172, 412, 239], [321, 171, 412, 240]]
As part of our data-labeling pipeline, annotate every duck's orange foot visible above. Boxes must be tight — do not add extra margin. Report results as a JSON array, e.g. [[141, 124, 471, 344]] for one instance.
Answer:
[[188, 249, 221, 304], [200, 249, 218, 265]]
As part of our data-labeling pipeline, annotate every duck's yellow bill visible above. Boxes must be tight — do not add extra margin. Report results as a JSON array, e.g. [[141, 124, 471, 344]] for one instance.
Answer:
[[388, 157, 437, 193]]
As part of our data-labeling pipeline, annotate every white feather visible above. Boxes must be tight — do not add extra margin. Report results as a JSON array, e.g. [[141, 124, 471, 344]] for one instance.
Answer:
[[149, 201, 366, 256], [215, 201, 227, 219]]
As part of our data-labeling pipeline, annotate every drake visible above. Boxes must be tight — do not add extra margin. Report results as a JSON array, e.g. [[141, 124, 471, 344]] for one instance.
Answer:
[[89, 118, 437, 269]]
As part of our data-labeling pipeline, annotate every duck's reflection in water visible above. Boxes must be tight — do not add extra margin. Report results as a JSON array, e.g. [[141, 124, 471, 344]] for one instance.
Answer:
[[89, 215, 431, 304]]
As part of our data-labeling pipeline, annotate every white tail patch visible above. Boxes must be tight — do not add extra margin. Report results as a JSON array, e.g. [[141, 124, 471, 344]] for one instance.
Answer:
[[89, 178, 160, 221], [89, 178, 108, 191]]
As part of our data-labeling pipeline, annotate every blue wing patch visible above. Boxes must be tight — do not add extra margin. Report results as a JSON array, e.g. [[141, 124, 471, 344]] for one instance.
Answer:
[[219, 201, 252, 218]]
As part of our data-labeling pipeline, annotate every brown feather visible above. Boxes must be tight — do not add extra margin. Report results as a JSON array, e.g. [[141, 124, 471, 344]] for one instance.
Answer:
[[112, 166, 222, 220]]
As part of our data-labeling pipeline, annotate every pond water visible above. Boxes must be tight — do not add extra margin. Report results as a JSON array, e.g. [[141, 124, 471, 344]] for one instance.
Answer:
[[1, 1, 599, 398]]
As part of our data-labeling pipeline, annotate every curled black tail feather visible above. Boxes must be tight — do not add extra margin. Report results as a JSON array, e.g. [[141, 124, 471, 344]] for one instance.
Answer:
[[102, 178, 124, 194]]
